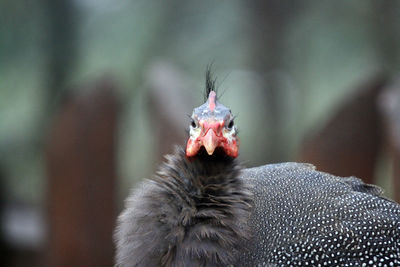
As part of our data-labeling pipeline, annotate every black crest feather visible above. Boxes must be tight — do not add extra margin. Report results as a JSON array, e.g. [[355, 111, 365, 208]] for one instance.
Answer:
[[205, 65, 217, 101]]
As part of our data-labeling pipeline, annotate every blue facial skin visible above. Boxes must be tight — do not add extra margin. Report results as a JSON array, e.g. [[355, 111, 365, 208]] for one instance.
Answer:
[[191, 98, 233, 127]]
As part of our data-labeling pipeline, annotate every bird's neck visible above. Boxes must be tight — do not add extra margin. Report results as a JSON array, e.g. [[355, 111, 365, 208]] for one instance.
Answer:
[[189, 149, 239, 180], [159, 146, 242, 190], [154, 146, 253, 266]]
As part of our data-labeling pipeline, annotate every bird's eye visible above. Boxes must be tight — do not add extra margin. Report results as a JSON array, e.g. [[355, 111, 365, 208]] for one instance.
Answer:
[[191, 119, 197, 128], [227, 120, 234, 129]]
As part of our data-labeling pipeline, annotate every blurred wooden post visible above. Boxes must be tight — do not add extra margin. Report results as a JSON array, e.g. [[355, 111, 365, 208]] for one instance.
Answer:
[[46, 78, 118, 267], [298, 76, 386, 184]]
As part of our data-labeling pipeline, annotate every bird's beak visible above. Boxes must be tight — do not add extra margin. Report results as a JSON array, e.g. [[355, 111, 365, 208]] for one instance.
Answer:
[[202, 129, 219, 155]]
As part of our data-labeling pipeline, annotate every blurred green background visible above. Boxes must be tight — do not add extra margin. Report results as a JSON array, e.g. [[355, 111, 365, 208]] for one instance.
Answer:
[[1, 0, 399, 266]]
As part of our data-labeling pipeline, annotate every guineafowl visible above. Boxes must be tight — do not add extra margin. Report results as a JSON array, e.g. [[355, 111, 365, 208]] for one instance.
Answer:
[[115, 71, 400, 266]]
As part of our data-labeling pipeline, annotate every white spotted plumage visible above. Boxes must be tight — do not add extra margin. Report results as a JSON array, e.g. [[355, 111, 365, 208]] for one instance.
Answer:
[[237, 163, 400, 266]]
